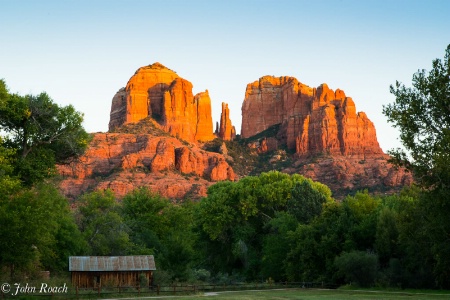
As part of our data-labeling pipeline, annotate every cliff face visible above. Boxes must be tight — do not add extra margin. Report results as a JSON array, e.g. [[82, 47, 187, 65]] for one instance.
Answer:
[[58, 132, 236, 199], [161, 79, 215, 142], [109, 63, 215, 143], [241, 76, 383, 157]]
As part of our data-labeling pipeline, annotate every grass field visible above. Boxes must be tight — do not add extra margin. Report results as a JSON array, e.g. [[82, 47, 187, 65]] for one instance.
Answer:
[[143, 288, 450, 300]]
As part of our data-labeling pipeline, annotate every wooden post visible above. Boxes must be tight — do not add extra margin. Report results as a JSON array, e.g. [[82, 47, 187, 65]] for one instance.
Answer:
[[76, 286, 79, 299], [98, 285, 101, 297], [157, 284, 160, 295]]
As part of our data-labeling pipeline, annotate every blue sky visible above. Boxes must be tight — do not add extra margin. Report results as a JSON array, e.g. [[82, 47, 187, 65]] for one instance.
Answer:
[[1, 0, 449, 152]]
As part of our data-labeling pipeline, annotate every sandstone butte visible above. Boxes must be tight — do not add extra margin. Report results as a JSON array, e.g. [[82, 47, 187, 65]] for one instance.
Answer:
[[109, 62, 215, 143], [241, 76, 383, 157]]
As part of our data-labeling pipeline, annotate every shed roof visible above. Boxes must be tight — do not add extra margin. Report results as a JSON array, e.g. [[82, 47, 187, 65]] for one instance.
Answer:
[[69, 256, 156, 272]]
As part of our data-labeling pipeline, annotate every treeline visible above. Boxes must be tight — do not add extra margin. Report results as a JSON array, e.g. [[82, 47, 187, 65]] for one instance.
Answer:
[[1, 171, 449, 289]]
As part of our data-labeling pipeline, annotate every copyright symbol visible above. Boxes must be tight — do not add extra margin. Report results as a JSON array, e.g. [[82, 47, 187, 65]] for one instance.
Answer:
[[1, 283, 10, 294]]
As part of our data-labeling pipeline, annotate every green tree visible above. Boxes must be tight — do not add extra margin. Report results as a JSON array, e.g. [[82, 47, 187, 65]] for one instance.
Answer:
[[285, 222, 323, 281], [343, 191, 379, 251], [383, 44, 450, 288], [196, 171, 333, 280], [261, 212, 297, 281], [285, 192, 380, 283], [375, 207, 399, 266], [287, 180, 329, 223], [122, 188, 196, 281], [75, 190, 131, 255], [0, 139, 21, 195], [0, 184, 85, 278], [0, 79, 90, 185], [382, 44, 450, 188]]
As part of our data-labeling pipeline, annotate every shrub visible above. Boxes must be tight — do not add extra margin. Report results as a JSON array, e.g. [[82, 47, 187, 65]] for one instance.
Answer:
[[334, 250, 378, 287]]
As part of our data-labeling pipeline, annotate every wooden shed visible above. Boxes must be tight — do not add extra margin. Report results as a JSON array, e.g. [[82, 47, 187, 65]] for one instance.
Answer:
[[69, 256, 156, 288]]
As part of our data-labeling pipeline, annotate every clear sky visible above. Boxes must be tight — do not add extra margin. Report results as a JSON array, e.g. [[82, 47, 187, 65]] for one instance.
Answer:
[[1, 0, 449, 152]]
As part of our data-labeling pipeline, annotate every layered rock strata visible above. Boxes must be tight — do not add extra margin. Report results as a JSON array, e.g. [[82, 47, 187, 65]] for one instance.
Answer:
[[241, 76, 383, 156], [58, 133, 236, 199]]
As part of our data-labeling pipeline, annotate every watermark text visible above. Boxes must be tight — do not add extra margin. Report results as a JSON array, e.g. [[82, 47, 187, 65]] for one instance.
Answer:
[[1, 282, 68, 296]]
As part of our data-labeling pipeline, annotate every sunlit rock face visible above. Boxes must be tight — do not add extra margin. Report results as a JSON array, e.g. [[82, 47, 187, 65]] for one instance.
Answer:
[[57, 133, 236, 200], [241, 76, 383, 157], [109, 62, 215, 143], [218, 102, 235, 141]]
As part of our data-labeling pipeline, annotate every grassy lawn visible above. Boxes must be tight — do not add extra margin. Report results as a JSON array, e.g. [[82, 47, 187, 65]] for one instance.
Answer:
[[14, 287, 448, 299], [151, 288, 450, 300]]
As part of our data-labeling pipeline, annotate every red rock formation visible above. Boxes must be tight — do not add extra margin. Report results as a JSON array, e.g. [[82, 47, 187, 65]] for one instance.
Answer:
[[282, 154, 413, 198], [218, 102, 235, 140], [162, 78, 196, 141], [150, 140, 175, 172], [109, 62, 215, 143], [109, 63, 179, 130], [241, 76, 383, 157], [194, 90, 216, 141], [58, 133, 236, 199], [258, 138, 268, 153]]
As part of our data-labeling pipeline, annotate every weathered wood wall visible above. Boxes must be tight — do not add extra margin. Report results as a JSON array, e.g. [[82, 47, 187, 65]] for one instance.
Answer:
[[71, 271, 153, 288]]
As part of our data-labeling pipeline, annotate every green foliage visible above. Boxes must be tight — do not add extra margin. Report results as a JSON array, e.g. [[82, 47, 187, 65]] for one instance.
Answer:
[[0, 139, 21, 195], [244, 124, 281, 143], [122, 188, 196, 281], [191, 268, 211, 282], [285, 223, 323, 282], [284, 192, 382, 283], [375, 207, 399, 266], [0, 79, 90, 185], [0, 184, 84, 278], [382, 45, 450, 288], [261, 212, 297, 281], [287, 180, 329, 223], [110, 117, 170, 136], [382, 44, 450, 188], [334, 250, 378, 287], [75, 190, 131, 255], [342, 191, 380, 251], [196, 171, 333, 280], [395, 188, 450, 289], [0, 80, 89, 278]]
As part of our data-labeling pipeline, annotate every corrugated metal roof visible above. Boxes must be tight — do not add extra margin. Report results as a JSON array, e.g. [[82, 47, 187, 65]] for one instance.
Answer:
[[69, 256, 156, 271]]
